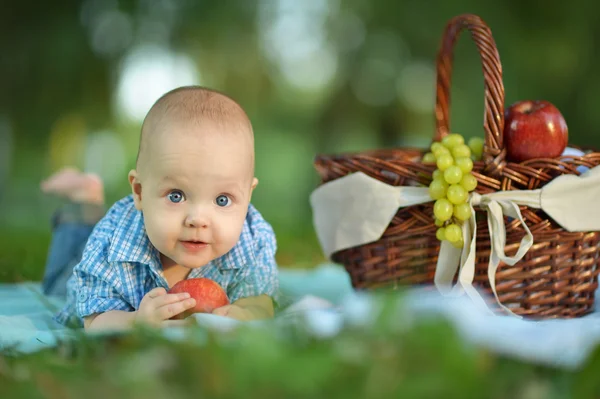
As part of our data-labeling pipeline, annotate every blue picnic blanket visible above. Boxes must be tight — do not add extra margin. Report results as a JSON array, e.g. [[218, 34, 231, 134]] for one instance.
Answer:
[[0, 264, 355, 353], [3, 263, 600, 370]]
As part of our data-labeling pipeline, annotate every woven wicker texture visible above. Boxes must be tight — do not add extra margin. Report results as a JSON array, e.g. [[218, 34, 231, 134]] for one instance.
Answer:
[[314, 14, 600, 319]]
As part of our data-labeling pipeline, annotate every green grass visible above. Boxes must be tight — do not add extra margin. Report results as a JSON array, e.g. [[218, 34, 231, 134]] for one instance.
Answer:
[[3, 227, 600, 398], [3, 300, 597, 399], [0, 229, 51, 283]]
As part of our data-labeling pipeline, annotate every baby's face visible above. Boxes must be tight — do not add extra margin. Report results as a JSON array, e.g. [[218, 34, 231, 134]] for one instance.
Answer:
[[133, 121, 256, 270]]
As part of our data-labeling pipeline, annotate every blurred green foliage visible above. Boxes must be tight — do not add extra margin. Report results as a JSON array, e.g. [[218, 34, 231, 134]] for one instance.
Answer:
[[3, 0, 600, 273], [2, 293, 600, 398]]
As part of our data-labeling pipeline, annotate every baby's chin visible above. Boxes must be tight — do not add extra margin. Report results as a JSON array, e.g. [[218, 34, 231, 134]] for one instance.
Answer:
[[159, 251, 217, 269], [176, 252, 227, 269], [174, 257, 215, 269]]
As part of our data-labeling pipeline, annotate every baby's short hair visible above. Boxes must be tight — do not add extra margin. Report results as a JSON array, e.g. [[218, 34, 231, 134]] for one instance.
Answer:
[[136, 86, 253, 166]]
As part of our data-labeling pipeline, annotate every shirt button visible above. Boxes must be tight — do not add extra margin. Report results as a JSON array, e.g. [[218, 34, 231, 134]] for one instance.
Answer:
[[77, 289, 89, 302]]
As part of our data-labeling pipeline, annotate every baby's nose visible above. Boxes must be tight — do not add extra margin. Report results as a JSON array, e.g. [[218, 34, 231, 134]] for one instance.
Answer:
[[184, 209, 209, 228]]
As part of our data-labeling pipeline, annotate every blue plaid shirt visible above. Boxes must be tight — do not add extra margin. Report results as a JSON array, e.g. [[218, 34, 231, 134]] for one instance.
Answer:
[[55, 195, 279, 326]]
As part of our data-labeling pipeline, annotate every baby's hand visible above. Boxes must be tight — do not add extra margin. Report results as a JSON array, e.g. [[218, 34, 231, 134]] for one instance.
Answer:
[[135, 287, 196, 326], [212, 304, 253, 321]]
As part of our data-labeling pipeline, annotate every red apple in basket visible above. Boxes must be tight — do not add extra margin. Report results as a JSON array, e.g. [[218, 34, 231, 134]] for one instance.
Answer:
[[168, 278, 230, 318], [504, 100, 568, 162]]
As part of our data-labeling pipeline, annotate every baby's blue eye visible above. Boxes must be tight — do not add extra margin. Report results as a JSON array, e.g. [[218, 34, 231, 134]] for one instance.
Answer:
[[216, 195, 231, 207], [168, 190, 185, 203]]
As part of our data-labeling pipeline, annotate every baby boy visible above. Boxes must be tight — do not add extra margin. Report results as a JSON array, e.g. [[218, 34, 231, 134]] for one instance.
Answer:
[[53, 86, 279, 330]]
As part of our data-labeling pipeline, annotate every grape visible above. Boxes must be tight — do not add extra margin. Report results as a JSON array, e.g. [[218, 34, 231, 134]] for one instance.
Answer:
[[436, 154, 454, 171], [451, 238, 464, 249], [428, 178, 448, 200], [452, 144, 471, 159], [424, 133, 475, 240], [443, 165, 463, 184], [447, 184, 468, 204], [434, 199, 453, 221], [455, 157, 473, 174], [430, 142, 445, 153], [445, 224, 462, 242], [441, 133, 464, 149], [460, 174, 478, 192], [454, 203, 472, 221], [422, 152, 437, 163], [436, 227, 446, 241], [432, 145, 450, 157], [468, 137, 484, 159]]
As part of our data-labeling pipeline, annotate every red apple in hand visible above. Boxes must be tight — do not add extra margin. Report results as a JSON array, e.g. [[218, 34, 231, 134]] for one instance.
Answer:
[[504, 100, 568, 162], [168, 278, 229, 317]]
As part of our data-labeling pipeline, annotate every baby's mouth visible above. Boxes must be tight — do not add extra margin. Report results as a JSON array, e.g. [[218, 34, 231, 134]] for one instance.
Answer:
[[180, 240, 208, 251]]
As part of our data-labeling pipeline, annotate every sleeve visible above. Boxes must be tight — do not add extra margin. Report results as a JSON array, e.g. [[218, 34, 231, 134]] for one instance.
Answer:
[[227, 218, 279, 303], [72, 234, 134, 320]]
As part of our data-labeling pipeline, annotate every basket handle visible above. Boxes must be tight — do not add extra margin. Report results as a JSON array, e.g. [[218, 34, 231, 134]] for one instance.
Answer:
[[434, 14, 506, 175]]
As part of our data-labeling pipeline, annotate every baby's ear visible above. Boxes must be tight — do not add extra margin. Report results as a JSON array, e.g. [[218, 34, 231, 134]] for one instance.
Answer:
[[248, 177, 259, 202], [128, 169, 143, 210]]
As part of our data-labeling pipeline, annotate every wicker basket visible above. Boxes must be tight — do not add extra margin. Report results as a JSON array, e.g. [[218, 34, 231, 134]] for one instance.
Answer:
[[313, 14, 600, 319]]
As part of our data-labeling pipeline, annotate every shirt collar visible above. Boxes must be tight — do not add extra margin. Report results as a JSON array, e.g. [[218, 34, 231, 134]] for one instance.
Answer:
[[229, 219, 256, 269], [107, 199, 160, 265]]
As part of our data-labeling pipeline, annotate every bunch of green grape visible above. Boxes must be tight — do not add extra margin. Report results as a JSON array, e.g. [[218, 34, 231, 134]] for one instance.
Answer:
[[421, 135, 483, 248]]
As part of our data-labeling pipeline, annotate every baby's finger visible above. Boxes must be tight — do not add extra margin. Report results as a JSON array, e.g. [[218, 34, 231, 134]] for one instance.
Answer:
[[212, 305, 231, 316], [151, 292, 191, 308], [156, 298, 196, 320], [146, 287, 168, 299]]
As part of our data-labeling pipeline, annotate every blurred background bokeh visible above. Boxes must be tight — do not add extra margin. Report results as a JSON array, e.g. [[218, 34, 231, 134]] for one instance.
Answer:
[[2, 0, 599, 281]]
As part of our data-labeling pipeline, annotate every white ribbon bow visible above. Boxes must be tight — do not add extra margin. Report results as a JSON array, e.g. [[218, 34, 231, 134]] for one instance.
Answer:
[[310, 165, 600, 317]]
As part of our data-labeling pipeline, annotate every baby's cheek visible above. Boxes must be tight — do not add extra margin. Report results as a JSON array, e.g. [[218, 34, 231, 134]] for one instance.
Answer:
[[150, 214, 179, 241], [220, 222, 244, 250]]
